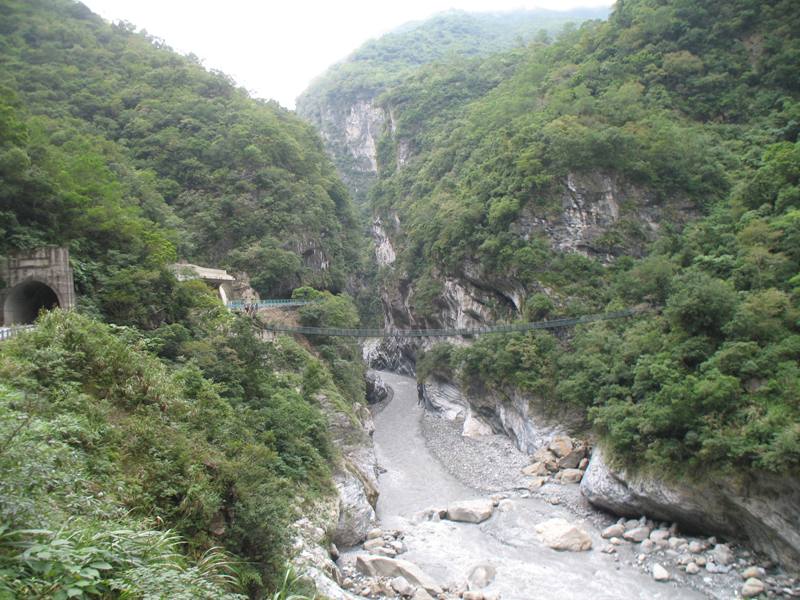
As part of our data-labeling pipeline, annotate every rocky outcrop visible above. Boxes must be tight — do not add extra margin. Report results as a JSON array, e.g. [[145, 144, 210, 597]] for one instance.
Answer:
[[343, 99, 385, 174], [333, 464, 377, 548], [355, 555, 443, 596], [296, 92, 387, 204], [363, 338, 417, 375], [372, 217, 396, 267], [291, 505, 362, 600], [424, 376, 583, 453], [511, 171, 697, 261], [316, 392, 379, 548], [581, 448, 800, 569], [365, 372, 392, 404]]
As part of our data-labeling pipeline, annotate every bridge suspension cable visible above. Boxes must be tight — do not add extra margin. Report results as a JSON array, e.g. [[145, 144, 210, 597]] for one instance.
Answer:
[[257, 307, 648, 338]]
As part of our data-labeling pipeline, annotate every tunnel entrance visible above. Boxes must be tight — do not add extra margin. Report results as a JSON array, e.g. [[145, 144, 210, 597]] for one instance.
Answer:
[[3, 280, 60, 324]]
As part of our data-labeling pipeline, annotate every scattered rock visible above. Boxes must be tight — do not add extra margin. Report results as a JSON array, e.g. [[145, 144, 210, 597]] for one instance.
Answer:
[[610, 537, 623, 546], [446, 499, 495, 524], [411, 589, 435, 600], [364, 538, 385, 551], [711, 543, 734, 566], [688, 540, 705, 554], [467, 564, 496, 590], [355, 555, 442, 596], [668, 537, 688, 549], [742, 566, 765, 579], [623, 527, 651, 543], [686, 562, 700, 574], [650, 529, 670, 543], [706, 561, 732, 574], [533, 448, 559, 472], [581, 448, 800, 571], [560, 468, 584, 484], [579, 457, 590, 470], [535, 518, 592, 552], [640, 539, 655, 554], [652, 563, 670, 581], [549, 435, 573, 458], [522, 462, 548, 477], [391, 576, 414, 597], [602, 524, 625, 539], [527, 476, 546, 491], [367, 528, 383, 540], [741, 577, 766, 597]]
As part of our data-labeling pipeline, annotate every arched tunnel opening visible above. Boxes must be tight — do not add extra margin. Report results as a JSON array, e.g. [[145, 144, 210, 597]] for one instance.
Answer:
[[3, 280, 60, 325]]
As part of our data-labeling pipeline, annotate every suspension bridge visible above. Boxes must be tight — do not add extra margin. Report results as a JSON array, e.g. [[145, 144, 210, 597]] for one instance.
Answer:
[[227, 298, 319, 309], [255, 307, 649, 338]]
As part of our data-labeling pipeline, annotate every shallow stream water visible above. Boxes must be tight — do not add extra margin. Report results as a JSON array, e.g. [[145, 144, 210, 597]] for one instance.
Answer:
[[371, 370, 703, 600]]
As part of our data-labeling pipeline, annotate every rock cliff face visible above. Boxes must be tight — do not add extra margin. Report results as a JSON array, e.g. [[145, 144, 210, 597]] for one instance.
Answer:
[[364, 169, 694, 376], [423, 376, 584, 453], [512, 172, 696, 260], [297, 93, 387, 205], [581, 448, 800, 570], [315, 392, 379, 549], [423, 374, 800, 570]]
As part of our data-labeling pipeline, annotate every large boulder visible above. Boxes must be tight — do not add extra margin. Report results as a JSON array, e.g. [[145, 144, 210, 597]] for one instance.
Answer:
[[365, 372, 392, 404], [535, 518, 593, 551], [333, 465, 376, 548], [445, 499, 495, 524], [355, 555, 442, 596], [581, 448, 800, 569]]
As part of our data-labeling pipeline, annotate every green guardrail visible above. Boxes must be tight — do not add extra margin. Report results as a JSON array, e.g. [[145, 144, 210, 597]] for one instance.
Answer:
[[257, 307, 649, 338], [227, 299, 319, 309]]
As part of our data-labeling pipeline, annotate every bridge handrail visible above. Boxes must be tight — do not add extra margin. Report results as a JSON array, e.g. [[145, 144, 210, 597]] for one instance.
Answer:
[[257, 307, 648, 338], [227, 299, 320, 309], [0, 324, 36, 342]]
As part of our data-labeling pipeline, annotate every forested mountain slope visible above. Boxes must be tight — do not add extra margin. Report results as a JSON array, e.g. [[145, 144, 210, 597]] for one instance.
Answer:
[[0, 0, 363, 307], [367, 0, 799, 472], [296, 8, 608, 204], [0, 1, 373, 597], [305, 0, 800, 563]]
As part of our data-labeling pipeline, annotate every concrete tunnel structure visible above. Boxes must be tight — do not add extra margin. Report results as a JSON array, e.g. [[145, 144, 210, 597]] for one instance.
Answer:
[[0, 246, 75, 326]]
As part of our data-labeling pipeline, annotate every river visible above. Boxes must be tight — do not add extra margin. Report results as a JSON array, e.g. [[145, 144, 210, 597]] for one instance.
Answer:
[[370, 370, 704, 600]]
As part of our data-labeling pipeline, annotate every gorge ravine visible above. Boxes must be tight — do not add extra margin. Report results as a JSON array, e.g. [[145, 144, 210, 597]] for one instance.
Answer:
[[333, 370, 759, 600]]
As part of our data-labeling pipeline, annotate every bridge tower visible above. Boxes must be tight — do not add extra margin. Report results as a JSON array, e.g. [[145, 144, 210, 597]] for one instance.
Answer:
[[0, 246, 75, 325]]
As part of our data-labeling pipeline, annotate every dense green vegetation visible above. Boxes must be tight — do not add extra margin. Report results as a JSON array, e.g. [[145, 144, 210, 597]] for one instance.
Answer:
[[2, 0, 799, 595], [0, 0, 364, 302], [379, 0, 800, 477], [0, 0, 372, 597], [296, 8, 607, 207], [298, 8, 608, 108], [0, 300, 362, 597]]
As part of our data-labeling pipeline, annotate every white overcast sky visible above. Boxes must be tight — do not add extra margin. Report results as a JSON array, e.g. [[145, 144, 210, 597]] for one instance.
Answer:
[[82, 0, 612, 109]]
